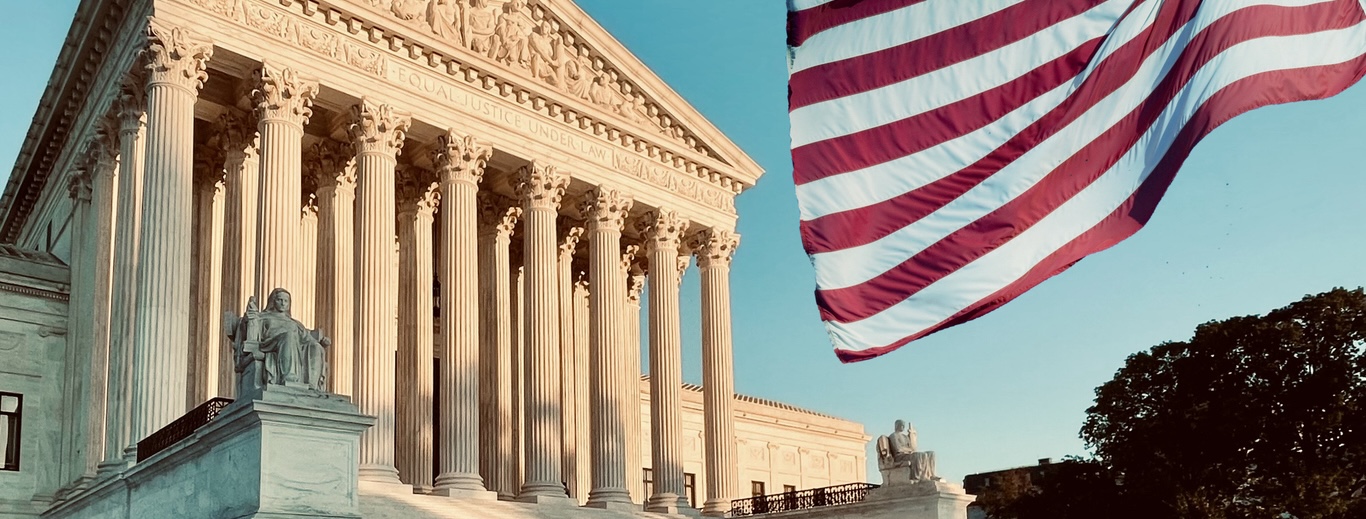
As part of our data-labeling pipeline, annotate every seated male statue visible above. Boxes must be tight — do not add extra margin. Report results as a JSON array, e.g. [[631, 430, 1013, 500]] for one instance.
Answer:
[[225, 288, 330, 397], [876, 419, 938, 483]]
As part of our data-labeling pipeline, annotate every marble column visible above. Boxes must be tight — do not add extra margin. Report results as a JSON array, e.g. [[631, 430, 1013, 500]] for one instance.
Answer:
[[556, 223, 583, 500], [349, 99, 411, 484], [511, 162, 570, 501], [190, 153, 225, 403], [572, 273, 592, 503], [638, 209, 690, 512], [397, 175, 438, 492], [624, 254, 646, 503], [580, 188, 634, 508], [80, 132, 118, 484], [251, 62, 318, 298], [690, 230, 741, 516], [433, 131, 492, 494], [60, 172, 92, 491], [512, 264, 526, 493], [298, 200, 318, 328], [101, 79, 146, 474], [129, 19, 213, 447], [477, 195, 520, 499], [218, 111, 260, 396], [309, 141, 356, 396]]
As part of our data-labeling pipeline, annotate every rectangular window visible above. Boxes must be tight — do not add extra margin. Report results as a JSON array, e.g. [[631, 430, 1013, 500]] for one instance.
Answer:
[[1, 393, 20, 471], [751, 480, 765, 497], [643, 468, 653, 500], [783, 484, 796, 493], [684, 472, 696, 507]]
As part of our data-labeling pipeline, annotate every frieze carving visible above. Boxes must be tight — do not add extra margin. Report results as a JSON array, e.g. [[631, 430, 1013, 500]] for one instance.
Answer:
[[432, 129, 491, 185], [187, 0, 386, 76], [144, 18, 213, 92], [577, 187, 633, 232], [349, 99, 412, 157], [513, 161, 569, 211], [689, 228, 739, 270], [252, 62, 320, 125]]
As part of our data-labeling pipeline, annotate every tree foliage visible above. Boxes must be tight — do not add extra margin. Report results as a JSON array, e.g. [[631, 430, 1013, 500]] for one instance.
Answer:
[[1081, 288, 1366, 519]]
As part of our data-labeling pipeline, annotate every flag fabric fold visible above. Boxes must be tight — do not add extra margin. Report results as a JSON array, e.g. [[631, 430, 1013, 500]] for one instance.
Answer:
[[787, 0, 1366, 362]]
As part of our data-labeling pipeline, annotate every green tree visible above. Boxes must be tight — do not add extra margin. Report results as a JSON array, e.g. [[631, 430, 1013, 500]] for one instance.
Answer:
[[1081, 288, 1366, 519]]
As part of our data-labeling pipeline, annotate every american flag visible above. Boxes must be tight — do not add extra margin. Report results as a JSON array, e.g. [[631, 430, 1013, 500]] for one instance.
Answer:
[[788, 0, 1366, 362]]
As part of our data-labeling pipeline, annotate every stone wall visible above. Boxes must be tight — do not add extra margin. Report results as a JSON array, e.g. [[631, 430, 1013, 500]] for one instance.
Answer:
[[0, 245, 70, 518]]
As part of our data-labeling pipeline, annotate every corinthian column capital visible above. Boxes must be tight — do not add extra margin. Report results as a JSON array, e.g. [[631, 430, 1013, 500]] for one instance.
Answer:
[[621, 244, 641, 276], [626, 264, 645, 305], [307, 140, 356, 192], [636, 209, 689, 254], [82, 129, 119, 179], [216, 111, 260, 160], [143, 18, 212, 92], [251, 62, 320, 126], [433, 129, 491, 186], [513, 161, 569, 211], [114, 77, 146, 134], [689, 229, 740, 270], [398, 169, 441, 219], [558, 224, 584, 260], [348, 99, 411, 157], [577, 187, 633, 232], [477, 192, 522, 237], [193, 141, 225, 186], [68, 173, 93, 202]]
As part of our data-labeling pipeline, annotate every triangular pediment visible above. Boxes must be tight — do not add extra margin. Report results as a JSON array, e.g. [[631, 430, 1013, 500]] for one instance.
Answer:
[[368, 0, 763, 187]]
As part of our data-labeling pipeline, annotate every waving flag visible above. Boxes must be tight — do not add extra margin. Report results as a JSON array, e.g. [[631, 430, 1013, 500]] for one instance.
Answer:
[[788, 0, 1366, 362]]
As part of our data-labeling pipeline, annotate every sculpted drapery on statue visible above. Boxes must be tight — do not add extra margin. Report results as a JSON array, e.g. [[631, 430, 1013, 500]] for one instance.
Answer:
[[876, 420, 939, 483], [225, 288, 330, 398]]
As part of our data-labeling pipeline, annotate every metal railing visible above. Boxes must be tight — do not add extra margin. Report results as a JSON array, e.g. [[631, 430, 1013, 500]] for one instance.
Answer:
[[136, 397, 234, 462], [730, 482, 879, 516]]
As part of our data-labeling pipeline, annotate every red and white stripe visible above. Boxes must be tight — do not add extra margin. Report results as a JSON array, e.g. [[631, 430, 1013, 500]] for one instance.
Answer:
[[789, 0, 1366, 362]]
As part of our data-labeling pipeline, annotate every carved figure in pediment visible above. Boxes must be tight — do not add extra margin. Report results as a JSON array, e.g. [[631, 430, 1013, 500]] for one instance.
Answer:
[[589, 73, 624, 113], [490, 0, 532, 68], [391, 0, 425, 21], [466, 0, 498, 53], [427, 0, 463, 44], [621, 83, 650, 124], [562, 45, 594, 99], [528, 20, 563, 86]]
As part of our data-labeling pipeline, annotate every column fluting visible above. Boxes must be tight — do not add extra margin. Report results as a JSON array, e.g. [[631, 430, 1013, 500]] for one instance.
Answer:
[[690, 230, 741, 516], [638, 209, 690, 512], [512, 162, 570, 501], [251, 62, 318, 298], [477, 195, 520, 499], [572, 273, 592, 503], [433, 131, 492, 493], [624, 253, 646, 503], [61, 172, 92, 490], [557, 223, 583, 500], [218, 111, 260, 396], [129, 19, 213, 448], [349, 99, 411, 484], [190, 153, 226, 403], [308, 141, 356, 396], [80, 133, 118, 483], [101, 80, 146, 473], [397, 175, 438, 492], [581, 188, 634, 508]]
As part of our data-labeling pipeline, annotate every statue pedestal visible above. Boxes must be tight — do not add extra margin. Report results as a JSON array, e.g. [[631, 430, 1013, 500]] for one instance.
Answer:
[[863, 479, 975, 519], [44, 386, 374, 519]]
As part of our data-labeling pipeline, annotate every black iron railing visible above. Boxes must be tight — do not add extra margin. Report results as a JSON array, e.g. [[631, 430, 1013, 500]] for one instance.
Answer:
[[136, 397, 234, 461], [730, 482, 879, 516]]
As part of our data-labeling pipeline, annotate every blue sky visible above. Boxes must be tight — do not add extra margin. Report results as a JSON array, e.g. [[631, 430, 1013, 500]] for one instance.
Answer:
[[5, 1, 1365, 484]]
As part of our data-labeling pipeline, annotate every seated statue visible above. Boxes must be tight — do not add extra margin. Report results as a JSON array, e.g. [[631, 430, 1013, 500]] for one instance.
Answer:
[[876, 419, 938, 483], [224, 288, 330, 398]]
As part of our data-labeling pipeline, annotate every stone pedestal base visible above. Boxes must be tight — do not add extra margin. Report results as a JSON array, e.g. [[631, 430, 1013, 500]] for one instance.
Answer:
[[863, 480, 975, 519], [45, 386, 374, 519]]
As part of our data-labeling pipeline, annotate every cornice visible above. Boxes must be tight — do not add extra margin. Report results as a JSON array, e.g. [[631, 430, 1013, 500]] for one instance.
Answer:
[[0, 0, 141, 245]]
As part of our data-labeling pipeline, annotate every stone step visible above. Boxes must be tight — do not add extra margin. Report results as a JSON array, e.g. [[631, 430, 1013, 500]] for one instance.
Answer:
[[359, 482, 697, 519]]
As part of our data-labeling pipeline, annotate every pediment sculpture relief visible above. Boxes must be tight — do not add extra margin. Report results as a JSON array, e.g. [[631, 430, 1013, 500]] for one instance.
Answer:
[[376, 0, 706, 153]]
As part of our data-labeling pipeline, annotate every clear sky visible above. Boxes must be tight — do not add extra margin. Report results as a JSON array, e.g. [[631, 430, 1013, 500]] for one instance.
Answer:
[[5, 1, 1366, 485]]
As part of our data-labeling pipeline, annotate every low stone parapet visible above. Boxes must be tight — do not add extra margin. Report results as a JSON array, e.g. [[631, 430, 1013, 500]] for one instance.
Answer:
[[44, 386, 373, 519]]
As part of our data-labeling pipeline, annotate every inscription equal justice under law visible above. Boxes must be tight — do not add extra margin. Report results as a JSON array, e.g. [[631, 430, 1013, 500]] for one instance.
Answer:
[[388, 63, 736, 213]]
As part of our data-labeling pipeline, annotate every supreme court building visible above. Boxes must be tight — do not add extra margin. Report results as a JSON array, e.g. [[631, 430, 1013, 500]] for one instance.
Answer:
[[0, 0, 869, 517]]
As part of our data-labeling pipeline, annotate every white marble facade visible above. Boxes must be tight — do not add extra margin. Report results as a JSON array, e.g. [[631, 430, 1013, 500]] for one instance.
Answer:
[[0, 0, 880, 517]]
